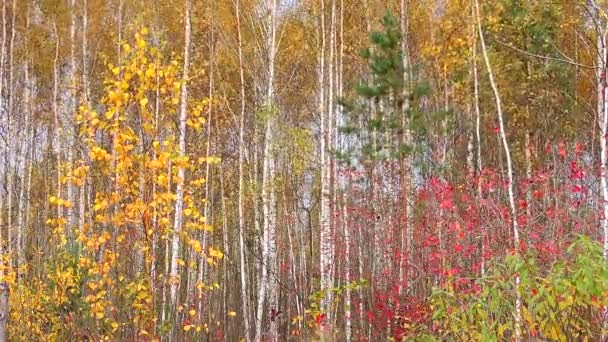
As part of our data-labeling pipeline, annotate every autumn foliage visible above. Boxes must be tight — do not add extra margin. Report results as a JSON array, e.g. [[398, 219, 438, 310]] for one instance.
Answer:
[[1, 0, 608, 341]]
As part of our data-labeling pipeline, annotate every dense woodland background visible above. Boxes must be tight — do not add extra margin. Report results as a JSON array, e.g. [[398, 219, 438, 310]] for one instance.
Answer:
[[1, 0, 608, 340]]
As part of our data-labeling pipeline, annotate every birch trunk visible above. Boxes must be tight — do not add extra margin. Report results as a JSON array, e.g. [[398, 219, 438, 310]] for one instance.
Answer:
[[594, 3, 608, 262], [79, 0, 90, 240], [66, 0, 77, 232], [256, 1, 279, 340], [343, 188, 352, 342], [235, 0, 252, 338], [82, 0, 89, 104], [0, 1, 7, 335], [6, 0, 15, 267], [399, 0, 414, 296], [474, 0, 522, 339], [0, 0, 5, 129], [470, 4, 484, 276], [197, 15, 215, 318], [319, 0, 335, 322], [594, 9, 608, 341], [169, 0, 191, 309], [16, 63, 30, 272], [24, 124, 35, 269]]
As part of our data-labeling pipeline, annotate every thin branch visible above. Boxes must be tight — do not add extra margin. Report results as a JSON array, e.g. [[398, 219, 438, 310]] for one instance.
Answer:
[[493, 37, 597, 69]]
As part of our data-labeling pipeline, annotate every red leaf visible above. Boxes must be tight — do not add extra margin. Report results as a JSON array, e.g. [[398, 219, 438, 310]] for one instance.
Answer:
[[315, 313, 326, 326]]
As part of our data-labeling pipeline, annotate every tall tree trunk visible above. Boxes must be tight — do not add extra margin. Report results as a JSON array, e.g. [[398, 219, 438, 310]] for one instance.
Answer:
[[117, 0, 123, 65], [82, 0, 89, 104], [196, 9, 215, 320], [66, 0, 77, 233], [319, 0, 335, 322], [16, 62, 30, 272], [256, 1, 279, 340], [170, 0, 191, 310], [0, 1, 7, 336], [594, 3, 608, 262], [470, 2, 484, 276], [474, 0, 522, 339], [78, 0, 90, 245], [399, 0, 414, 296], [596, 12, 608, 342], [235, 0, 252, 339], [0, 0, 5, 131], [6, 0, 15, 268]]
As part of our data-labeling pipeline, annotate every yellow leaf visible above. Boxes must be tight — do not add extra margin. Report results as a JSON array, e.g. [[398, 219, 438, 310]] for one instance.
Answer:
[[184, 208, 192, 216], [208, 247, 224, 259], [228, 311, 237, 317], [149, 159, 163, 169], [105, 111, 114, 120], [183, 325, 191, 332], [189, 309, 196, 316], [191, 240, 202, 253]]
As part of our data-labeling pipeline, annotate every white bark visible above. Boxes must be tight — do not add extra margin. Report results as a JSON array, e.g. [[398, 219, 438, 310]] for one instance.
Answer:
[[6, 0, 15, 267], [82, 0, 89, 104], [236, 0, 252, 338], [593, 2, 608, 262], [319, 0, 335, 322], [52, 22, 63, 222], [196, 46, 214, 318], [474, 0, 522, 339], [343, 191, 352, 342], [470, 0, 484, 277], [0, 0, 5, 122], [399, 0, 414, 296], [255, 0, 279, 340], [16, 63, 30, 271], [169, 0, 191, 308], [0, 0, 7, 326], [66, 0, 77, 232], [24, 122, 34, 268], [595, 9, 608, 341], [117, 0, 123, 65]]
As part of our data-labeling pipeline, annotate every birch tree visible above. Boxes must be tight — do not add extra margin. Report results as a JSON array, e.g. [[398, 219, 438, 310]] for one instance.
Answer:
[[474, 0, 522, 338], [169, 0, 191, 308], [256, 0, 279, 340], [235, 0, 252, 339], [319, 0, 335, 323]]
